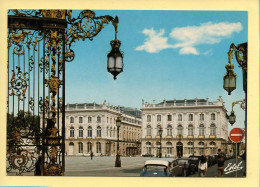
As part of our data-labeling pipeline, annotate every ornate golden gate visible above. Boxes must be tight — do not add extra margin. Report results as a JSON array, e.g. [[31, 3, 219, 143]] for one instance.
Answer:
[[6, 9, 122, 176]]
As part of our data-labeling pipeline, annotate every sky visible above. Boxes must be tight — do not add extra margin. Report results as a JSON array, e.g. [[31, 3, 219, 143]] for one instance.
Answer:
[[65, 10, 247, 133]]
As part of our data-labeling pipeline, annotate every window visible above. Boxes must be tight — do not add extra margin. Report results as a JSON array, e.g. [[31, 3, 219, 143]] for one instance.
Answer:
[[96, 142, 101, 153], [167, 125, 172, 136], [110, 127, 112, 137], [188, 125, 193, 136], [167, 115, 172, 121], [157, 125, 162, 136], [209, 141, 216, 146], [78, 142, 83, 153], [177, 125, 183, 135], [210, 124, 216, 136], [188, 114, 193, 121], [70, 117, 74, 123], [147, 115, 151, 122], [113, 127, 115, 137], [97, 116, 101, 123], [198, 142, 204, 146], [147, 125, 152, 136], [199, 148, 204, 155], [146, 142, 151, 154], [97, 126, 101, 137], [199, 124, 205, 136], [79, 126, 83, 137], [166, 142, 172, 154], [157, 115, 161, 122], [211, 113, 216, 120], [187, 142, 194, 155], [79, 117, 83, 123], [178, 114, 182, 121], [87, 126, 92, 137], [199, 113, 204, 121], [188, 147, 193, 154], [210, 148, 216, 154], [107, 126, 109, 136], [88, 117, 92, 123], [70, 127, 74, 137], [87, 142, 92, 153]]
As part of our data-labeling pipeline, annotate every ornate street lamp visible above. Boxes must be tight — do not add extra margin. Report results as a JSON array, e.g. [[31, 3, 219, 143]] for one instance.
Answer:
[[223, 64, 237, 95], [224, 42, 247, 176], [159, 127, 163, 158], [107, 39, 124, 80], [228, 110, 236, 125], [115, 116, 122, 167]]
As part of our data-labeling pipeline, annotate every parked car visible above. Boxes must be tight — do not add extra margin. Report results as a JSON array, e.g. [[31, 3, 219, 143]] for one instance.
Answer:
[[209, 154, 218, 165], [176, 158, 196, 176], [159, 158, 184, 177], [142, 153, 154, 157], [140, 160, 173, 177], [206, 155, 214, 167], [188, 156, 201, 171]]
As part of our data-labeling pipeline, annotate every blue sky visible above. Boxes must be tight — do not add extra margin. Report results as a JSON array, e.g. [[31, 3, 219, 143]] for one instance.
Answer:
[[65, 10, 247, 132]]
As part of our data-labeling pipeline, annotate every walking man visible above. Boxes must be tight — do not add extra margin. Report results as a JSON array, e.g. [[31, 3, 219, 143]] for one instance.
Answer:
[[217, 154, 225, 177], [90, 151, 93, 160]]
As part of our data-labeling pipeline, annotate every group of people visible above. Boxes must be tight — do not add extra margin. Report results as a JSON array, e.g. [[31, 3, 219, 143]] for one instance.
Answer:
[[198, 149, 225, 177]]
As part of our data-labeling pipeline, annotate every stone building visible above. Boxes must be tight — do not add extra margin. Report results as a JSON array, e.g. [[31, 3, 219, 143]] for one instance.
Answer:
[[65, 101, 142, 156], [141, 97, 230, 157]]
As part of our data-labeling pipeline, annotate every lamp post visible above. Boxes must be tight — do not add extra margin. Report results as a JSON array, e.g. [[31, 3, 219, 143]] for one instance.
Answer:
[[223, 42, 247, 176], [159, 127, 163, 158], [115, 116, 122, 167]]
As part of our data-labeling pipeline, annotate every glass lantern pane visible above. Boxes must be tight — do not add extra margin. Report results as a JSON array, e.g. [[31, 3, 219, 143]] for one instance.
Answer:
[[108, 57, 115, 69], [229, 76, 236, 87], [115, 56, 123, 69]]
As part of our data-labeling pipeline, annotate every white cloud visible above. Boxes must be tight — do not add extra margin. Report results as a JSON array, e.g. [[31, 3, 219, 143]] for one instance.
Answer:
[[135, 22, 243, 55], [135, 28, 174, 53]]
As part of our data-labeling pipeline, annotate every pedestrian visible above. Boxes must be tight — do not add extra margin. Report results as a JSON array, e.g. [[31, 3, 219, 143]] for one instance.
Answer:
[[90, 151, 93, 160], [217, 154, 225, 177], [198, 155, 207, 177]]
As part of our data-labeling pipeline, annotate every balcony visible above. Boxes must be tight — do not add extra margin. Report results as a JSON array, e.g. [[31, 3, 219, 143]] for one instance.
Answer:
[[198, 136, 205, 139], [166, 136, 173, 139], [209, 135, 216, 138], [145, 135, 152, 139], [187, 135, 194, 139]]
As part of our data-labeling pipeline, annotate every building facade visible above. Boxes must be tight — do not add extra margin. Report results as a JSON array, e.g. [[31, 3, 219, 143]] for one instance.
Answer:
[[65, 101, 142, 156], [141, 97, 229, 157]]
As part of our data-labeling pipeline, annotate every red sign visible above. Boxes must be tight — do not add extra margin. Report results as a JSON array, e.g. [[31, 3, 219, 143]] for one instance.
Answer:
[[229, 128, 244, 143]]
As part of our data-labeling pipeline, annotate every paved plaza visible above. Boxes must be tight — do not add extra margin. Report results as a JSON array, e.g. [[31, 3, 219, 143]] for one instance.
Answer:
[[65, 156, 152, 176], [7, 156, 245, 177]]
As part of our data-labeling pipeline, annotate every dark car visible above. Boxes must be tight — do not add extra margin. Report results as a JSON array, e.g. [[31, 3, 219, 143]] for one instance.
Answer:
[[210, 154, 218, 165], [142, 153, 154, 157], [206, 155, 214, 167], [188, 156, 201, 171], [140, 160, 173, 177], [176, 158, 196, 176]]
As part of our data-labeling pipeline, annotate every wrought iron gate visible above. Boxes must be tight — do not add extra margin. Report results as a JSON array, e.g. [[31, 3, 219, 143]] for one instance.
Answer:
[[7, 10, 67, 176], [6, 9, 120, 176]]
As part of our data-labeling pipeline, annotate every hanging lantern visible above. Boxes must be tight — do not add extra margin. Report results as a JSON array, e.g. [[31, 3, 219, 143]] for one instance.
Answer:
[[107, 39, 123, 80], [229, 110, 236, 125], [223, 63, 237, 95]]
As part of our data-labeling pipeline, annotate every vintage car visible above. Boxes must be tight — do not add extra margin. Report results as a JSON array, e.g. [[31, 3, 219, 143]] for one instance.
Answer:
[[206, 155, 214, 167], [160, 158, 184, 176], [140, 160, 173, 177], [142, 153, 154, 157], [176, 158, 196, 176], [188, 156, 201, 171]]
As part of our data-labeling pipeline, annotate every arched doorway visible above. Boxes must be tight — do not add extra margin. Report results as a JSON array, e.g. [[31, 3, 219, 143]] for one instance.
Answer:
[[69, 142, 74, 155], [176, 142, 183, 158]]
